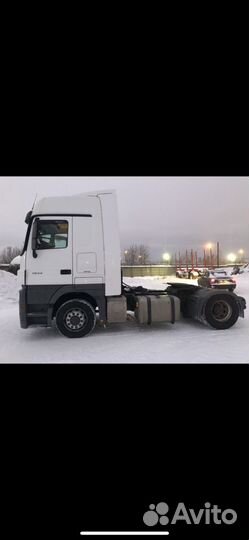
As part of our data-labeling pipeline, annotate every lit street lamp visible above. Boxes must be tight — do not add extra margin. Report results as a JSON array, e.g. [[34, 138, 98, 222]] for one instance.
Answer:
[[162, 252, 171, 262], [227, 253, 237, 263]]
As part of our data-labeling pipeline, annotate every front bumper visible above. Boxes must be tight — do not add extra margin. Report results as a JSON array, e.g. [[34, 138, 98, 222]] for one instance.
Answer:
[[19, 286, 28, 328], [210, 284, 236, 290]]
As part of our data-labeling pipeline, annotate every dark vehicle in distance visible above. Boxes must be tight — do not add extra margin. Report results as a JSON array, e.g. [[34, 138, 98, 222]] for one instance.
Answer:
[[176, 268, 189, 278], [176, 268, 209, 279], [196, 267, 209, 277], [231, 264, 249, 275], [188, 268, 210, 279], [198, 270, 236, 292]]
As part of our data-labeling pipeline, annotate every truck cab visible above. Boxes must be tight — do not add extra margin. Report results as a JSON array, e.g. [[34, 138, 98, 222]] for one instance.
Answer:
[[19, 190, 123, 336]]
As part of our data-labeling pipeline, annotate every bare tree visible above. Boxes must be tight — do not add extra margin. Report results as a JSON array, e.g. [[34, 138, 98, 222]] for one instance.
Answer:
[[138, 244, 150, 265], [0, 246, 22, 264], [124, 244, 150, 265], [124, 244, 138, 265]]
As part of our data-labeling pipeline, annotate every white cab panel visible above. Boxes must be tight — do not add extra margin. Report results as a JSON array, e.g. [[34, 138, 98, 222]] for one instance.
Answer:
[[18, 252, 26, 288], [98, 192, 121, 296], [72, 202, 104, 284], [74, 277, 103, 285], [76, 253, 97, 273]]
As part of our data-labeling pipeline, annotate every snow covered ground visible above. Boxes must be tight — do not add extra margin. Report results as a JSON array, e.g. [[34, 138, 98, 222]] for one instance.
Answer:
[[0, 270, 248, 363]]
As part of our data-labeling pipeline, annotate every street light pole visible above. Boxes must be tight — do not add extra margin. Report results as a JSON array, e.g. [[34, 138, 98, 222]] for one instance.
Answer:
[[238, 249, 244, 263], [191, 249, 194, 269], [204, 249, 206, 267], [217, 242, 220, 267]]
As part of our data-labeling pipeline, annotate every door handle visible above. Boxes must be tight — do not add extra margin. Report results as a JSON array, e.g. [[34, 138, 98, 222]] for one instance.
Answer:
[[60, 269, 72, 275]]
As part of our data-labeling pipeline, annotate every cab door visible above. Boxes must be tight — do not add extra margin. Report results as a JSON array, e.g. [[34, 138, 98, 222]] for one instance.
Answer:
[[26, 217, 73, 286]]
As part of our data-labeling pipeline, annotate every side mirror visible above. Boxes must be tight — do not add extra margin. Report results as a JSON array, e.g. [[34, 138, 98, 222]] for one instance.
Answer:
[[31, 219, 39, 258], [25, 210, 32, 225]]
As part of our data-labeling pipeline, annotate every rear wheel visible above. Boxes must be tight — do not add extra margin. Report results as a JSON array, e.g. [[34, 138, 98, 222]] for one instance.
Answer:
[[56, 299, 96, 338], [204, 294, 239, 329]]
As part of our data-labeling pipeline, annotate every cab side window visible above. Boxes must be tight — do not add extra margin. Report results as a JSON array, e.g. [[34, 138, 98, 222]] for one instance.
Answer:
[[36, 220, 68, 249]]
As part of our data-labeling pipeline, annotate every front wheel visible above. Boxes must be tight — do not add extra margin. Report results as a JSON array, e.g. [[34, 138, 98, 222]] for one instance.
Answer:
[[56, 299, 96, 338]]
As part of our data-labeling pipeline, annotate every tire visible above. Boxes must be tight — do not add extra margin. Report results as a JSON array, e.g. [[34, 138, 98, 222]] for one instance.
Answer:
[[204, 293, 239, 329], [55, 299, 96, 338]]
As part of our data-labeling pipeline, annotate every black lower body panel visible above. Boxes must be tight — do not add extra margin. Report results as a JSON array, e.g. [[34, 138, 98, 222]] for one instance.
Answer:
[[19, 284, 106, 328]]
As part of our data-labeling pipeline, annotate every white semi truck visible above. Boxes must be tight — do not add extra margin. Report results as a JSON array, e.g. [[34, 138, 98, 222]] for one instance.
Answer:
[[19, 190, 246, 337]]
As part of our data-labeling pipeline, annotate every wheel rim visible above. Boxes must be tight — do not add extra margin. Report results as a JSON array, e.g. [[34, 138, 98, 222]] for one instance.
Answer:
[[64, 308, 87, 331], [211, 300, 232, 322]]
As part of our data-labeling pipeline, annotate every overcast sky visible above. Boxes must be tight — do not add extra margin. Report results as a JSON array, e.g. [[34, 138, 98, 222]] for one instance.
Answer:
[[0, 177, 248, 262]]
